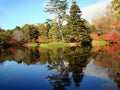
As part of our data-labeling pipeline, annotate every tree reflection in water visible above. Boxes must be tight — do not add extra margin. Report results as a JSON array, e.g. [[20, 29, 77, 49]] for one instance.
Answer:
[[114, 72, 120, 88], [0, 46, 91, 90], [67, 47, 90, 88], [47, 48, 71, 90], [46, 46, 91, 90], [2, 45, 120, 89], [92, 44, 120, 89]]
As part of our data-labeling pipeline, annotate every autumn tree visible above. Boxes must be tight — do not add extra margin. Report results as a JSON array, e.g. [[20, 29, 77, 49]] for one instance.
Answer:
[[112, 20, 120, 31], [92, 16, 112, 34], [44, 0, 68, 41], [9, 29, 24, 44], [92, 4, 114, 35]]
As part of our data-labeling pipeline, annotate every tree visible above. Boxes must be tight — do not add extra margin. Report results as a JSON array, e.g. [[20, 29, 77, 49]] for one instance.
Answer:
[[36, 23, 49, 43], [111, 0, 120, 20], [22, 24, 39, 42], [44, 0, 68, 41], [0, 30, 11, 45], [9, 30, 24, 44], [28, 24, 39, 41], [92, 16, 112, 34], [66, 0, 91, 45], [0, 27, 4, 32], [112, 20, 120, 31], [37, 23, 48, 37], [45, 19, 52, 37], [48, 21, 59, 39], [22, 24, 30, 42]]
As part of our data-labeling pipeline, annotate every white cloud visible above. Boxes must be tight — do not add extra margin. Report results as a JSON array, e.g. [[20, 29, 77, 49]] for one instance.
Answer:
[[81, 0, 111, 24], [44, 0, 111, 24]]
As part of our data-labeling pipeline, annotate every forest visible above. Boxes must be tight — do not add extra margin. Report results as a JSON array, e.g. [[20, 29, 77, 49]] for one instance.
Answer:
[[0, 0, 120, 48]]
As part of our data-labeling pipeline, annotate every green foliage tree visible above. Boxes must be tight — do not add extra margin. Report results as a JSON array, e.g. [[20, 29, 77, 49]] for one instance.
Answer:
[[45, 19, 52, 37], [14, 26, 21, 30], [112, 0, 120, 20], [38, 23, 48, 38], [28, 24, 39, 41], [22, 24, 30, 42], [48, 21, 59, 39], [65, 0, 91, 45], [22, 24, 39, 42], [0, 30, 11, 46], [44, 0, 68, 41]]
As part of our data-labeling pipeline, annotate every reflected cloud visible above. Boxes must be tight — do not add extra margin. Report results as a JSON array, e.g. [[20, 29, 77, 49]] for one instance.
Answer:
[[81, 75, 118, 90], [84, 59, 110, 80]]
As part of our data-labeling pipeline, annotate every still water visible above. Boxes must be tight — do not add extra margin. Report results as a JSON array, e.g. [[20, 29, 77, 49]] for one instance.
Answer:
[[0, 44, 120, 90]]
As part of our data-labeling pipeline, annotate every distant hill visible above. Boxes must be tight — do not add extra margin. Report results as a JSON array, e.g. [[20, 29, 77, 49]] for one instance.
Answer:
[[81, 0, 111, 24]]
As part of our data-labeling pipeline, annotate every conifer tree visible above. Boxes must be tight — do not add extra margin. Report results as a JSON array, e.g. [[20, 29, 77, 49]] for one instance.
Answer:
[[66, 0, 91, 45]]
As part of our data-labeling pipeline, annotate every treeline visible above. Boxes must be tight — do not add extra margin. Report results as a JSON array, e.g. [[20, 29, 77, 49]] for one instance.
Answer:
[[0, 0, 92, 47], [0, 0, 120, 47]]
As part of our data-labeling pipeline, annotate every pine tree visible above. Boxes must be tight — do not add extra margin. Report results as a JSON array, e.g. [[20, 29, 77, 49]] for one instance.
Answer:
[[66, 0, 91, 45], [44, 0, 68, 41]]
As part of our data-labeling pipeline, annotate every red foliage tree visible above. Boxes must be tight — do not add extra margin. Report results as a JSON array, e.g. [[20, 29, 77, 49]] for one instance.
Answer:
[[102, 30, 120, 42], [108, 30, 120, 42]]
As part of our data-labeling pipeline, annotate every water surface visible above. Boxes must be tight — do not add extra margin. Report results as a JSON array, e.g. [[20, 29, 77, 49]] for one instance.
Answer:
[[0, 45, 120, 90]]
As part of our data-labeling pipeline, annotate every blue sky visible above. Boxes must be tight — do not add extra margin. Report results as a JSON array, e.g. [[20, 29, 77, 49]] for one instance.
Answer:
[[0, 0, 101, 30]]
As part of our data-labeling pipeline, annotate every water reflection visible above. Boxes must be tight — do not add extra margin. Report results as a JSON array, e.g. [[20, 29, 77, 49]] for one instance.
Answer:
[[91, 44, 120, 89], [0, 45, 120, 90]]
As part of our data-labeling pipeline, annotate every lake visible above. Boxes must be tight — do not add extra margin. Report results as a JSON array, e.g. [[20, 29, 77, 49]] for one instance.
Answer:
[[0, 44, 120, 90]]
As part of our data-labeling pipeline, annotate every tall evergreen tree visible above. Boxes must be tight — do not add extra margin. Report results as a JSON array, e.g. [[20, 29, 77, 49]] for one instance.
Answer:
[[66, 0, 91, 45], [44, 0, 68, 41]]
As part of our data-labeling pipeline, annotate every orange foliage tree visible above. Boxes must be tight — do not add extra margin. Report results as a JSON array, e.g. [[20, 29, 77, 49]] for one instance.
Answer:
[[112, 20, 120, 31], [90, 32, 102, 40], [92, 16, 112, 34]]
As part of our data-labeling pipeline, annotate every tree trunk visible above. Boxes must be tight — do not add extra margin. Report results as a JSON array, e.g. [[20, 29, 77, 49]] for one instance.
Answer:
[[58, 14, 64, 41]]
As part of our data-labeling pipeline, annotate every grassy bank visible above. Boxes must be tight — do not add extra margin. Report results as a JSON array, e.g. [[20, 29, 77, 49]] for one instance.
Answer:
[[92, 40, 109, 46], [24, 41, 81, 49], [40, 42, 66, 49], [40, 42, 81, 49]]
